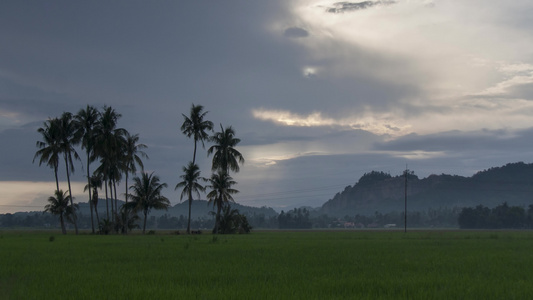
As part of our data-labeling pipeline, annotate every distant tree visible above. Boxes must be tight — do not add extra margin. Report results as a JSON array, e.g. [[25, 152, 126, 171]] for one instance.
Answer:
[[217, 206, 252, 234], [126, 172, 170, 234], [357, 171, 392, 186], [98, 218, 113, 235], [34, 118, 62, 193], [84, 175, 102, 227], [175, 162, 206, 234], [115, 205, 140, 234], [181, 104, 214, 165], [58, 112, 81, 234], [458, 203, 527, 229], [121, 132, 148, 233], [93, 105, 126, 221], [278, 208, 312, 229], [74, 105, 101, 234], [206, 171, 239, 234], [44, 190, 73, 235]]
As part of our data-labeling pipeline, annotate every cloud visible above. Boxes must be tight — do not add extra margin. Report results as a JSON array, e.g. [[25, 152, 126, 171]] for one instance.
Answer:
[[374, 128, 533, 155], [325, 1, 396, 13], [471, 62, 533, 99], [252, 108, 411, 136], [284, 26, 309, 38]]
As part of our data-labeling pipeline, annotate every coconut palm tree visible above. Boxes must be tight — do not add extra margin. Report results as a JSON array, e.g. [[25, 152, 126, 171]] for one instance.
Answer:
[[181, 104, 214, 165], [84, 174, 102, 227], [74, 105, 100, 233], [218, 205, 251, 234], [126, 172, 170, 234], [93, 106, 126, 221], [121, 132, 148, 233], [44, 190, 72, 235], [115, 205, 140, 234], [175, 162, 206, 234], [207, 124, 245, 174], [58, 112, 81, 234], [206, 171, 239, 234], [34, 118, 62, 192], [122, 132, 148, 204]]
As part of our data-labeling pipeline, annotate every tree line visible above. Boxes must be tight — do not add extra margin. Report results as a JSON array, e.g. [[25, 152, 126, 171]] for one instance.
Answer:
[[458, 202, 533, 229], [0, 207, 461, 230], [33, 104, 249, 235]]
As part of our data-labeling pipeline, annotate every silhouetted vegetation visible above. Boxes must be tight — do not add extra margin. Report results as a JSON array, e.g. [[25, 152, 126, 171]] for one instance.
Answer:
[[322, 162, 533, 216], [278, 208, 312, 229], [458, 202, 533, 229], [30, 104, 250, 234]]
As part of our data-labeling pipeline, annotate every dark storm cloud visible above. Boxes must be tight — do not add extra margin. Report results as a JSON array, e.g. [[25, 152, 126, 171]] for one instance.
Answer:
[[326, 1, 396, 13], [284, 27, 309, 38]]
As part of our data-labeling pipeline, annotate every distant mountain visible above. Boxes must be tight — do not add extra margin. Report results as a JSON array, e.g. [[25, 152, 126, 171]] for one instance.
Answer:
[[321, 162, 533, 217], [75, 199, 277, 219]]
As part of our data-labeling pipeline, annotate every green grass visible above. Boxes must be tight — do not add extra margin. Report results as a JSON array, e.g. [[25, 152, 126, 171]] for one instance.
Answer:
[[2, 230, 533, 299]]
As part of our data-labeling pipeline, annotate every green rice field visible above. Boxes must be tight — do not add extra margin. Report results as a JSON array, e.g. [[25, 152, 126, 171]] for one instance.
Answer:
[[1, 230, 533, 299]]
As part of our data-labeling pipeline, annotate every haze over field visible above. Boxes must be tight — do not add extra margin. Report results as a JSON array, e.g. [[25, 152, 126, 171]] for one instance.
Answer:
[[2, 1, 533, 213]]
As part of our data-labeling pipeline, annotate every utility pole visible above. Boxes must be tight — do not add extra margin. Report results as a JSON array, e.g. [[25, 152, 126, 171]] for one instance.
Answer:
[[404, 165, 408, 233]]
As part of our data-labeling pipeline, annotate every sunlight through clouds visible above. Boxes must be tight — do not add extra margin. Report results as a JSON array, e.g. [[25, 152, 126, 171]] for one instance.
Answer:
[[252, 108, 411, 136], [0, 181, 87, 214], [276, 0, 533, 136]]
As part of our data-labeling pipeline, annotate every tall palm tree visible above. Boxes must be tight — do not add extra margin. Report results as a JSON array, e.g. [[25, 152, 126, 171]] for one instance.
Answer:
[[74, 105, 100, 234], [93, 106, 126, 221], [58, 112, 81, 234], [122, 132, 148, 204], [207, 124, 245, 174], [44, 189, 72, 235], [175, 162, 206, 234], [84, 174, 102, 228], [121, 132, 148, 233], [181, 104, 214, 165], [34, 118, 62, 192], [206, 171, 239, 234], [126, 172, 170, 234]]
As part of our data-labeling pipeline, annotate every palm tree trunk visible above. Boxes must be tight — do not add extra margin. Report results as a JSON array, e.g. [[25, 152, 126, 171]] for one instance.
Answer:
[[105, 179, 109, 220], [187, 191, 192, 234], [214, 202, 222, 234], [192, 140, 197, 165], [87, 154, 95, 234], [189, 140, 197, 235], [109, 180, 114, 223], [124, 173, 129, 234], [60, 213, 67, 235], [54, 164, 60, 192], [113, 180, 119, 233], [113, 180, 118, 218], [64, 154, 78, 235], [143, 210, 148, 234], [94, 200, 101, 230]]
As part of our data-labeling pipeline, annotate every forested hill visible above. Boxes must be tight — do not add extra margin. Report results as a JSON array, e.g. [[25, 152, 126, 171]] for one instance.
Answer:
[[321, 162, 533, 217]]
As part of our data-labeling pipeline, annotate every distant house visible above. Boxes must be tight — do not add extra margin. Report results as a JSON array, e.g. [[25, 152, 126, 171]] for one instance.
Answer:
[[344, 222, 355, 228], [367, 223, 379, 228]]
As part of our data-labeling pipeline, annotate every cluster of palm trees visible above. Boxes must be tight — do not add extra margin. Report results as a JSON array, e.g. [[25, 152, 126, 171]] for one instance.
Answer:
[[177, 104, 245, 234], [35, 103, 246, 235], [34, 105, 151, 234]]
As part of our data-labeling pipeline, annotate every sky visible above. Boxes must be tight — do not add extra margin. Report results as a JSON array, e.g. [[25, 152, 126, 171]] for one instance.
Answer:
[[2, 0, 533, 214]]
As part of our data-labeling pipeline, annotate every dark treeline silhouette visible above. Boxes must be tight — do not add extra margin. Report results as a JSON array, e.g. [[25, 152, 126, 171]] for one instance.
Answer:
[[32, 103, 247, 235], [278, 208, 312, 229], [458, 202, 533, 229]]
